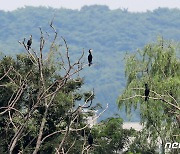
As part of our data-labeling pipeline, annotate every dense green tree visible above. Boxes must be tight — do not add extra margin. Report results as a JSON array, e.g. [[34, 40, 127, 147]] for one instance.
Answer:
[[90, 117, 135, 154], [118, 39, 180, 153]]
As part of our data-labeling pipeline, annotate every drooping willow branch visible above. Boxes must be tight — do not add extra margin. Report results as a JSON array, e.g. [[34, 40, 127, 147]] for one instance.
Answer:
[[119, 87, 180, 111]]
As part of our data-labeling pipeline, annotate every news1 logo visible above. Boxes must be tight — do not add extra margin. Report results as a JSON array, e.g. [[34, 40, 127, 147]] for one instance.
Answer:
[[165, 142, 180, 149]]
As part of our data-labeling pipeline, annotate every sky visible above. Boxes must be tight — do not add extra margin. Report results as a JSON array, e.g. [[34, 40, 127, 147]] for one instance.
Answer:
[[0, 0, 180, 12]]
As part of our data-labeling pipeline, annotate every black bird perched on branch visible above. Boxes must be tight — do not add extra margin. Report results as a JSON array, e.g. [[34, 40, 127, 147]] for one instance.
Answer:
[[88, 49, 93, 66], [88, 133, 93, 146], [145, 83, 150, 101], [27, 35, 32, 50]]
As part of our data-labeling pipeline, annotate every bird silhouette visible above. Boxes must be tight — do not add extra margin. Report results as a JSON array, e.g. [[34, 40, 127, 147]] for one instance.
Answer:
[[88, 49, 93, 66], [145, 83, 150, 101], [27, 35, 32, 50], [88, 133, 93, 146]]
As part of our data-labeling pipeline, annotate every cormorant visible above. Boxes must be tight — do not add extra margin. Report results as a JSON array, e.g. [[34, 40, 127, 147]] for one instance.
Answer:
[[27, 35, 32, 50], [145, 83, 150, 101], [88, 133, 93, 146], [88, 49, 93, 66]]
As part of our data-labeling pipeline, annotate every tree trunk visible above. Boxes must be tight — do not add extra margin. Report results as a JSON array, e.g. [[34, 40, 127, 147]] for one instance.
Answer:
[[33, 108, 48, 154]]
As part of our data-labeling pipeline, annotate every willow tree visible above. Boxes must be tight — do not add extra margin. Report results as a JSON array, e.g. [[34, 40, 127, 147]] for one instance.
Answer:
[[118, 39, 180, 153]]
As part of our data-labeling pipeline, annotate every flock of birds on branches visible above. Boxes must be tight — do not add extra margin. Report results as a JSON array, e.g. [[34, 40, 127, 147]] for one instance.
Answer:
[[25, 34, 150, 147], [26, 35, 93, 67], [26, 35, 94, 147]]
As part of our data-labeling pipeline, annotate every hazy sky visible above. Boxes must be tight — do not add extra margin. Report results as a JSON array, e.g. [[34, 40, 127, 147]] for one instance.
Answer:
[[0, 0, 180, 12]]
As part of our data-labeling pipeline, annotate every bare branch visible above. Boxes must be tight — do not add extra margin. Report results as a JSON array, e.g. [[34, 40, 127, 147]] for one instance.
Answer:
[[119, 91, 180, 111], [0, 66, 12, 81], [61, 36, 71, 69], [65, 138, 76, 154], [8, 110, 17, 130], [70, 103, 108, 132], [41, 130, 65, 144], [21, 38, 38, 65]]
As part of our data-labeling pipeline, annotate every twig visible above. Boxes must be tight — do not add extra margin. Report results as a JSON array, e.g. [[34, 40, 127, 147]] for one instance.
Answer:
[[65, 138, 76, 154]]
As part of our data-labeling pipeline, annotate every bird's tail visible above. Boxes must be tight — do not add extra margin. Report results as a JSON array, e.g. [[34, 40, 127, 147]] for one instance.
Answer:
[[89, 63, 92, 66], [27, 45, 30, 50], [145, 96, 148, 101]]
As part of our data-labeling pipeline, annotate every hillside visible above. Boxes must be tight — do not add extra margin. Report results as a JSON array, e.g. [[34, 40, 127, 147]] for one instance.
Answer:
[[0, 5, 180, 121]]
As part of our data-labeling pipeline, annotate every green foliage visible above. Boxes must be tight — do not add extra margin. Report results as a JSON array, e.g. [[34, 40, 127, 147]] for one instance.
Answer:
[[2, 6, 180, 120], [118, 39, 180, 153], [0, 53, 95, 153], [1, 5, 180, 153], [128, 130, 158, 154], [91, 117, 135, 154]]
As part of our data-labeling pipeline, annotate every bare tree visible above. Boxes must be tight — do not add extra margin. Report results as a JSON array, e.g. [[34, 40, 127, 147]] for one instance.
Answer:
[[0, 19, 107, 154]]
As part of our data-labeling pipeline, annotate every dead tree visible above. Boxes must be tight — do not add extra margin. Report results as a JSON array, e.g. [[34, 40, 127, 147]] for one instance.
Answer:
[[0, 19, 107, 154]]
